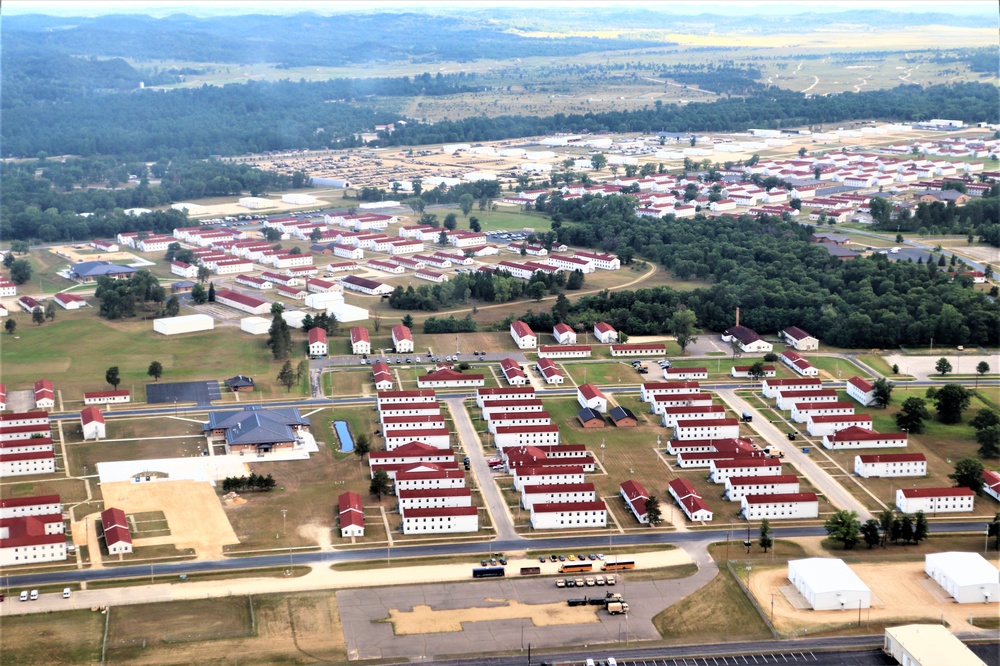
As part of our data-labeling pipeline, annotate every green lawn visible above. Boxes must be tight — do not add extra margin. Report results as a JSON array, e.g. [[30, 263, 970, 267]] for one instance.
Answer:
[[564, 361, 643, 387], [809, 355, 872, 381], [857, 354, 916, 380], [437, 205, 553, 232], [652, 568, 771, 644], [0, 311, 306, 403]]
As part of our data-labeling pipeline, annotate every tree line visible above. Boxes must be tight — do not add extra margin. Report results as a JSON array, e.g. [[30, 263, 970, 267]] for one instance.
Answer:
[[540, 195, 1000, 348], [221, 472, 277, 493]]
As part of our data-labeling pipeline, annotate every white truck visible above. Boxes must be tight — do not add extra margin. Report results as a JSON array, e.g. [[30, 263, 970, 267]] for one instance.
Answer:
[[606, 601, 629, 615]]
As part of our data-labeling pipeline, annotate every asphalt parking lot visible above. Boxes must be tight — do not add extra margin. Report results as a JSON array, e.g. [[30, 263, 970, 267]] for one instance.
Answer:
[[338, 570, 714, 661], [146, 380, 221, 406]]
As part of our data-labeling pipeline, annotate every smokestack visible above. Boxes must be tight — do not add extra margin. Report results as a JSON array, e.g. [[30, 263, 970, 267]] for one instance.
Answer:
[[735, 307, 741, 328]]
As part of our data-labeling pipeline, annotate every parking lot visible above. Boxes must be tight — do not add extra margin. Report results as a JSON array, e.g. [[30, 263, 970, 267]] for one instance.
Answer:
[[146, 380, 222, 406]]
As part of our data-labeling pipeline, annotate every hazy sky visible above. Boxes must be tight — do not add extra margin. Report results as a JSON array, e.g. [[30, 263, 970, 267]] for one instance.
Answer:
[[5, 0, 997, 17]]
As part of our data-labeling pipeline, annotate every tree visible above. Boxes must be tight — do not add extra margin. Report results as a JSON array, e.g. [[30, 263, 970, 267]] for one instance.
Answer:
[[970, 409, 1000, 431], [309, 227, 323, 242], [277, 360, 297, 392], [669, 308, 699, 355], [191, 282, 207, 304], [552, 293, 570, 322], [878, 509, 894, 548], [147, 361, 163, 381], [469, 216, 481, 232], [590, 153, 607, 171], [871, 377, 893, 408], [165, 295, 180, 317], [949, 458, 985, 495], [4, 318, 15, 335], [934, 357, 952, 376], [353, 433, 371, 459], [438, 230, 448, 245], [798, 147, 807, 157], [824, 509, 861, 549], [976, 361, 990, 387], [105, 366, 121, 389], [747, 361, 767, 383], [44, 300, 57, 322], [369, 468, 391, 500], [31, 308, 45, 325], [976, 425, 1000, 458], [860, 519, 880, 549], [443, 213, 458, 230], [9, 259, 32, 284], [207, 282, 216, 302], [899, 514, 914, 544], [197, 265, 211, 283], [296, 360, 310, 382], [645, 495, 662, 526], [458, 193, 474, 217], [759, 518, 773, 552], [988, 512, 1000, 552], [913, 511, 929, 544], [933, 384, 971, 424], [267, 313, 293, 361], [401, 314, 414, 329], [890, 515, 903, 544], [895, 397, 930, 434], [566, 269, 585, 290], [527, 282, 546, 301], [372, 312, 382, 332]]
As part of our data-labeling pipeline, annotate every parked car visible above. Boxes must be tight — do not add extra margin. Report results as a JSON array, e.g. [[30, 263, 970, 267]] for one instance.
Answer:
[[29, 590, 38, 601], [588, 553, 597, 560], [558, 555, 566, 561], [555, 579, 566, 588], [539, 556, 547, 563]]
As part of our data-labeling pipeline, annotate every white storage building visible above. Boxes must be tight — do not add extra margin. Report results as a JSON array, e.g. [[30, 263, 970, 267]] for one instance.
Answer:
[[787, 558, 871, 611], [240, 316, 271, 335], [153, 314, 215, 336], [924, 552, 999, 604], [883, 624, 987, 666]]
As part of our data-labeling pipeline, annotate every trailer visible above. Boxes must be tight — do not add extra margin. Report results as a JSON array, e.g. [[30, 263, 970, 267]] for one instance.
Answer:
[[519, 566, 541, 576]]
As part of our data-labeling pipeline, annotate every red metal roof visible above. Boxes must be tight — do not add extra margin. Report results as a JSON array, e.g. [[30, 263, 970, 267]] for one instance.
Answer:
[[397, 487, 472, 498], [578, 383, 606, 401], [594, 321, 615, 334], [857, 453, 926, 464], [726, 475, 798, 486], [392, 324, 413, 342], [554, 323, 574, 335], [781, 326, 813, 341], [395, 469, 465, 481], [308, 327, 327, 344], [0, 494, 60, 509], [215, 289, 267, 308], [620, 479, 648, 502], [521, 483, 596, 494], [744, 492, 818, 504], [664, 405, 725, 415], [538, 345, 592, 353], [80, 406, 104, 425], [384, 427, 450, 439], [665, 366, 707, 374], [713, 458, 782, 469], [378, 390, 437, 400], [419, 368, 484, 382], [610, 343, 666, 351], [0, 514, 65, 548], [478, 386, 535, 396], [515, 465, 585, 476], [763, 378, 822, 387], [0, 450, 55, 462], [676, 418, 739, 427], [349, 327, 370, 344], [810, 414, 872, 423], [84, 390, 130, 399], [381, 414, 443, 424], [494, 425, 559, 434], [511, 320, 534, 338], [490, 411, 550, 421], [900, 487, 975, 498], [642, 381, 701, 391], [848, 376, 874, 392]]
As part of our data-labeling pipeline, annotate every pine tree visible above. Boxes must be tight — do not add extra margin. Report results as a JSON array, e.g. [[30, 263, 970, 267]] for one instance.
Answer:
[[759, 518, 773, 552]]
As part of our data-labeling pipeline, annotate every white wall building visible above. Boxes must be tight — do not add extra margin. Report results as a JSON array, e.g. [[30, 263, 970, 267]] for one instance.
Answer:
[[400, 506, 478, 534], [896, 487, 975, 514], [787, 558, 871, 611], [520, 483, 596, 510], [530, 501, 607, 530], [883, 624, 987, 666], [724, 475, 800, 501], [741, 493, 819, 520], [153, 314, 215, 335], [846, 377, 876, 406], [854, 453, 926, 478], [924, 552, 999, 604]]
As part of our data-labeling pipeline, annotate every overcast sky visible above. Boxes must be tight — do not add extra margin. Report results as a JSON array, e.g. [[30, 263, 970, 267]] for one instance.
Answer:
[[5, 0, 997, 17]]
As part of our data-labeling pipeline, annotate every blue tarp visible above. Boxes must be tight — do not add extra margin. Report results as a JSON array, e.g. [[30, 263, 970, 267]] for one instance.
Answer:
[[334, 421, 354, 453]]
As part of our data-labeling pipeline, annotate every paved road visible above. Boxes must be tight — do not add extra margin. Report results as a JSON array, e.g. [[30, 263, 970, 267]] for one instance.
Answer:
[[445, 395, 518, 541], [716, 389, 873, 522]]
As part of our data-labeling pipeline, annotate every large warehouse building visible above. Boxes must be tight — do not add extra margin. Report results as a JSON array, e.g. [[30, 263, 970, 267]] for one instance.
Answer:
[[924, 552, 999, 604], [883, 624, 986, 666], [787, 558, 871, 611], [153, 314, 215, 336]]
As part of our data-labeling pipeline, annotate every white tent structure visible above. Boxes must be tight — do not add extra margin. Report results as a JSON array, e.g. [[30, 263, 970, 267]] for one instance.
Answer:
[[924, 552, 999, 604], [787, 558, 871, 611], [153, 314, 214, 335]]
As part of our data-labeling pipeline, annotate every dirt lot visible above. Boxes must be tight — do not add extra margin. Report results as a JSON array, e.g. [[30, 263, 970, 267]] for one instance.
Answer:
[[99, 480, 239, 559], [747, 559, 999, 636], [53, 244, 146, 266], [389, 599, 600, 634]]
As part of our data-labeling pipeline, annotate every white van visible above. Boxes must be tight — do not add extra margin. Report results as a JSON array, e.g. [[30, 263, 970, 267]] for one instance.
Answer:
[[607, 659, 618, 666], [19, 590, 28, 602], [63, 588, 72, 599], [29, 589, 39, 601], [889, 247, 900, 254]]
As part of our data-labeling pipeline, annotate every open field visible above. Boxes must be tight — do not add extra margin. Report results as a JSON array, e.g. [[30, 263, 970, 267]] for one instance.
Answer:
[[652, 567, 771, 643], [0, 310, 304, 403], [0, 609, 105, 665], [808, 355, 871, 381]]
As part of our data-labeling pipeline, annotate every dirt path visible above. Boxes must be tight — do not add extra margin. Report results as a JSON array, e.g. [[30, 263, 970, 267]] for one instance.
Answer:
[[415, 262, 658, 321], [801, 76, 820, 93]]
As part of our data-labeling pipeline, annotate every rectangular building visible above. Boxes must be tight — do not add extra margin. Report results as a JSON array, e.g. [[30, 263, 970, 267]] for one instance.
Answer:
[[530, 500, 607, 530], [401, 506, 478, 534], [668, 478, 713, 522], [854, 453, 926, 478], [896, 487, 975, 514], [741, 492, 819, 520]]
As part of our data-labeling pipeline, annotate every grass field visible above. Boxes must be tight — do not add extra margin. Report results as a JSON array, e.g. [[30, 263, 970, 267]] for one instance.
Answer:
[[564, 361, 642, 387], [652, 567, 771, 643], [809, 355, 871, 381], [0, 609, 104, 665], [3, 591, 349, 665], [0, 311, 305, 403]]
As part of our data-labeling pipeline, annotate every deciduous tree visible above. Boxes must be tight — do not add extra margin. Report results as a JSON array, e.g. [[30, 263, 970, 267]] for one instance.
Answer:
[[645, 495, 662, 526], [105, 366, 121, 389], [933, 384, 971, 424], [277, 360, 297, 391], [949, 458, 985, 495], [824, 509, 861, 549], [860, 519, 880, 549], [871, 377, 893, 408], [147, 361, 163, 381], [759, 518, 773, 552], [669, 308, 699, 355], [369, 468, 391, 500], [895, 397, 930, 434], [935, 357, 952, 376]]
